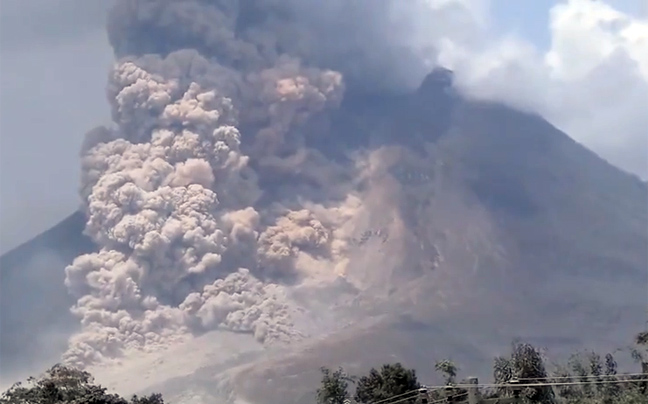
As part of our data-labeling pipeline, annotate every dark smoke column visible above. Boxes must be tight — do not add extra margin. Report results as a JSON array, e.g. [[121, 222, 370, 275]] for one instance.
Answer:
[[61, 0, 382, 367]]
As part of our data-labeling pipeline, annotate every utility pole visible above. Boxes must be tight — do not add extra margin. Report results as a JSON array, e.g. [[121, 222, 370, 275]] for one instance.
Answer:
[[467, 377, 478, 404]]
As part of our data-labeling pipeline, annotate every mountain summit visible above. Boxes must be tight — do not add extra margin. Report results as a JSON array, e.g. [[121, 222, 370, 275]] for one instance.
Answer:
[[2, 67, 646, 402], [1, 1, 647, 402]]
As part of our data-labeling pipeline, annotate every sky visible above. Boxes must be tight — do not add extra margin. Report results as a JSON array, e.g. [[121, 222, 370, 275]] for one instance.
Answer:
[[0, 1, 114, 253], [0, 0, 646, 253], [435, 0, 647, 180]]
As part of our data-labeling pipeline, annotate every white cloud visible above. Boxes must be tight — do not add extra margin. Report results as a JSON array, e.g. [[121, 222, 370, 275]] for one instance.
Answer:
[[430, 0, 648, 178]]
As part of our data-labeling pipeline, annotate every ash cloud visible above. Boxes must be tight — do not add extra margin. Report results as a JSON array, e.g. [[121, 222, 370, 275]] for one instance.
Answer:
[[106, 0, 438, 94], [63, 0, 444, 367]]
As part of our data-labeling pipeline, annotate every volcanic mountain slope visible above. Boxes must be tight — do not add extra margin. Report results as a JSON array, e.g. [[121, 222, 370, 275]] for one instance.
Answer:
[[107, 72, 644, 404], [0, 211, 95, 380], [1, 69, 646, 403]]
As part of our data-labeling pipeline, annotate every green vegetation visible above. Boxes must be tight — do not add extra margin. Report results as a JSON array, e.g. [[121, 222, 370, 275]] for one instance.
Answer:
[[3, 332, 646, 403], [0, 364, 164, 404], [353, 363, 420, 404], [317, 367, 354, 404], [316, 332, 648, 404]]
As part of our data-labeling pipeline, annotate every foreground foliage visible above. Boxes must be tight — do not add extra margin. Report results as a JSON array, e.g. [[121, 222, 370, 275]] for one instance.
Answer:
[[317, 332, 648, 404], [353, 363, 420, 404], [0, 365, 164, 404], [316, 367, 353, 404]]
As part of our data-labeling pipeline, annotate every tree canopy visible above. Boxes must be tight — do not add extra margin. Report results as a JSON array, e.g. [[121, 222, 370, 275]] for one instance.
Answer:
[[316, 367, 353, 404], [352, 363, 420, 404], [0, 364, 164, 404], [316, 331, 648, 404]]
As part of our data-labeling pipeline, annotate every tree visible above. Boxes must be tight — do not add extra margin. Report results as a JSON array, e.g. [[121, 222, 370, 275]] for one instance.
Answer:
[[353, 363, 420, 404], [630, 331, 648, 396], [549, 349, 648, 404], [317, 367, 352, 404], [0, 364, 164, 404], [493, 341, 555, 403], [434, 360, 458, 385], [130, 394, 165, 404], [599, 353, 624, 403], [631, 331, 648, 372]]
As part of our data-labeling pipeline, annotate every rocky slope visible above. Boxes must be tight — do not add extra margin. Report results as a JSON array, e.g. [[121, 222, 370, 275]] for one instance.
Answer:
[[2, 69, 645, 403]]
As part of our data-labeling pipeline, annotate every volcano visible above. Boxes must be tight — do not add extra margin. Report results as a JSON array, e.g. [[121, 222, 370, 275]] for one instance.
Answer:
[[2, 1, 648, 402], [1, 66, 646, 402]]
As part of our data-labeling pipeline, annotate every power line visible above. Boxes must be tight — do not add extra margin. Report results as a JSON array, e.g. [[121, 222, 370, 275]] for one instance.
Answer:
[[517, 372, 648, 382], [422, 377, 648, 390], [428, 392, 468, 404], [369, 389, 420, 404], [349, 374, 648, 404], [383, 395, 418, 404]]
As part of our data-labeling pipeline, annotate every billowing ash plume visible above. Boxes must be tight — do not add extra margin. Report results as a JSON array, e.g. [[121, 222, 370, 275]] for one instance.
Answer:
[[64, 0, 439, 367], [106, 0, 436, 93]]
